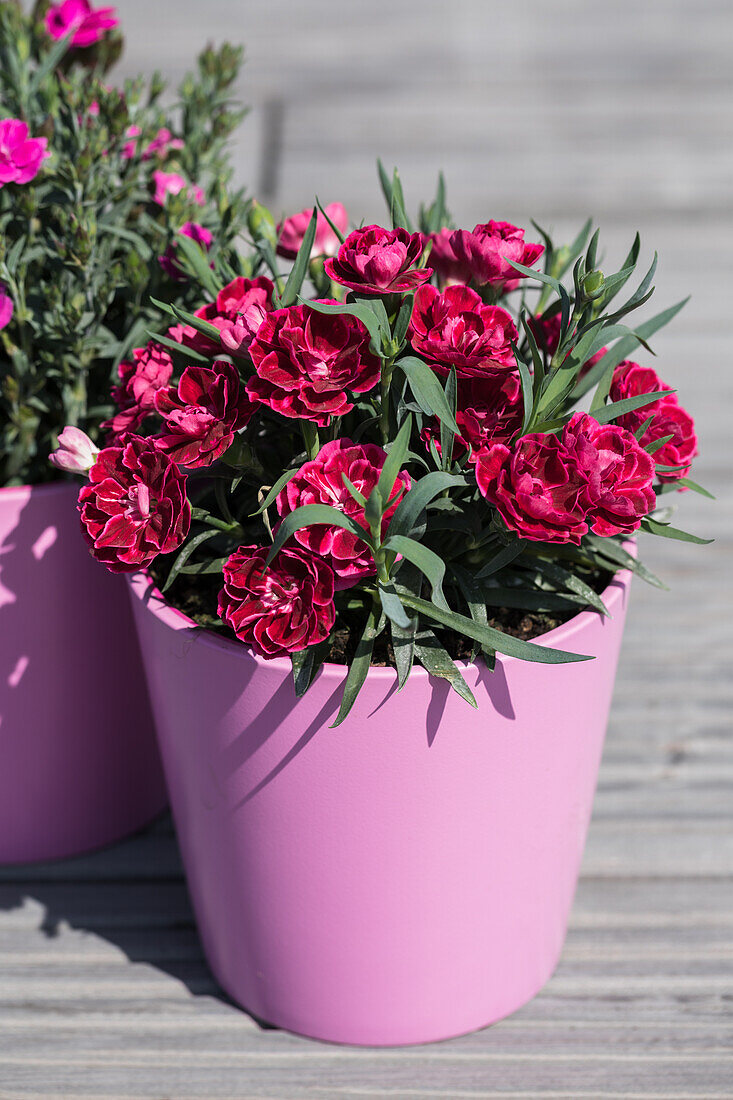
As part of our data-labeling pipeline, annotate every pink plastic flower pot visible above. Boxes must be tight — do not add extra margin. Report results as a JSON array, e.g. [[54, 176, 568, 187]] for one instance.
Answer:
[[0, 483, 167, 863], [128, 565, 632, 1046]]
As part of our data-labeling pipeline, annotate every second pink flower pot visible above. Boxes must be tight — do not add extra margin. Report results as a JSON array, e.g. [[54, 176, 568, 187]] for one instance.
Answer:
[[0, 482, 167, 863], [128, 566, 631, 1046]]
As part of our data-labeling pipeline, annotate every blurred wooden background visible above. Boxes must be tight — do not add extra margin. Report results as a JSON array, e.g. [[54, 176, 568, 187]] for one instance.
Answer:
[[1, 1, 731, 1096]]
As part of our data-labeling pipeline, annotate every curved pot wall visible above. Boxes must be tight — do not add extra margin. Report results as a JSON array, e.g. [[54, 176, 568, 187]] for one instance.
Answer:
[[129, 566, 631, 1045], [0, 483, 167, 863]]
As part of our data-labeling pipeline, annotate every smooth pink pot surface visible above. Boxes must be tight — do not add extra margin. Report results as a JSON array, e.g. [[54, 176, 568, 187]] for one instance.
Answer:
[[0, 483, 167, 863], [129, 565, 631, 1046]]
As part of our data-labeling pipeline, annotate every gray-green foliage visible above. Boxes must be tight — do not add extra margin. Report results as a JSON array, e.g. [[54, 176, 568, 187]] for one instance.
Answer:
[[0, 0, 249, 485]]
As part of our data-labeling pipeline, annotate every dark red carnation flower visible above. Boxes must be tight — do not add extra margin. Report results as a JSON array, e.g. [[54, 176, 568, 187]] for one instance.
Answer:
[[324, 225, 432, 295], [422, 374, 523, 461], [429, 220, 543, 294], [218, 544, 335, 659], [78, 437, 190, 573], [154, 361, 254, 469], [476, 433, 590, 545], [409, 283, 518, 375], [609, 361, 697, 484], [246, 302, 381, 425], [276, 439, 411, 587], [168, 275, 274, 356], [564, 413, 657, 536], [102, 342, 173, 443]]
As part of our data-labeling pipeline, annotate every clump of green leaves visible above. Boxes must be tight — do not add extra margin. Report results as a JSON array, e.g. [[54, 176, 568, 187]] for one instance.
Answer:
[[0, 0, 249, 485]]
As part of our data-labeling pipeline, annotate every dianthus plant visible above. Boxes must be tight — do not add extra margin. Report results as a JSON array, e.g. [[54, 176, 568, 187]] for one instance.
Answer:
[[0, 0, 248, 485], [61, 164, 711, 723]]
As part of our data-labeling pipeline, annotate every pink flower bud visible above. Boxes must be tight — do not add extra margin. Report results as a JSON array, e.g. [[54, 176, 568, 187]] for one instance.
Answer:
[[49, 427, 100, 474]]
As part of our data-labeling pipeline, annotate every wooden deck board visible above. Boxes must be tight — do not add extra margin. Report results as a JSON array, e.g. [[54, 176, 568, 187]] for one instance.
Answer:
[[1, 0, 732, 1095]]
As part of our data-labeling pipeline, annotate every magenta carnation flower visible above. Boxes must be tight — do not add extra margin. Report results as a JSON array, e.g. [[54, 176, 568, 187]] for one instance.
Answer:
[[0, 284, 13, 330], [277, 202, 349, 260], [102, 342, 173, 442], [563, 413, 657, 536], [152, 171, 204, 208], [154, 361, 254, 469], [169, 275, 274, 357], [429, 221, 543, 293], [218, 545, 336, 659], [0, 119, 49, 188], [324, 225, 432, 295], [609, 361, 698, 484], [45, 0, 117, 47], [422, 374, 523, 461], [409, 284, 518, 376], [276, 439, 411, 587], [78, 437, 190, 574], [246, 302, 381, 425]]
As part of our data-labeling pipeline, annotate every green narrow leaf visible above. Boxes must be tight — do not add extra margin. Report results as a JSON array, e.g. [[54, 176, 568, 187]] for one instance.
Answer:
[[474, 539, 525, 581], [396, 356, 459, 434], [391, 616, 417, 689], [146, 331, 210, 363], [398, 593, 593, 665], [387, 471, 470, 539], [383, 534, 449, 610], [676, 477, 715, 500], [315, 196, 346, 245], [573, 298, 690, 399], [175, 232, 221, 297], [512, 344, 534, 435], [291, 639, 331, 697], [584, 534, 667, 589], [378, 582, 412, 628], [278, 207, 318, 307], [641, 518, 713, 545], [252, 468, 301, 515], [591, 390, 674, 425], [414, 630, 477, 708], [161, 529, 222, 593], [373, 415, 412, 508], [151, 298, 223, 343], [526, 560, 609, 616], [330, 606, 386, 727], [266, 504, 370, 567], [341, 474, 367, 509], [440, 368, 458, 469], [303, 298, 385, 355]]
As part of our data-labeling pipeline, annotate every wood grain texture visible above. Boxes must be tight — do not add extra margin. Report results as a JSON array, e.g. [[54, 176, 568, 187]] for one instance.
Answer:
[[1, 0, 731, 1096]]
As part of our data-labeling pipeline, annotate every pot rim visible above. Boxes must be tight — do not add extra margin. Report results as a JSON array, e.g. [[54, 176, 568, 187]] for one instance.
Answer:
[[127, 544, 634, 679], [0, 479, 77, 500]]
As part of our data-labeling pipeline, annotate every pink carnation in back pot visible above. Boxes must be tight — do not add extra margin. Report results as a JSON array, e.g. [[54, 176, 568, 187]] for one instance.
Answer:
[[154, 361, 254, 469], [324, 225, 432, 295], [78, 437, 191, 573], [277, 202, 349, 260], [276, 439, 411, 587], [431, 220, 543, 294], [0, 284, 13, 329], [45, 0, 117, 47], [0, 119, 49, 188], [609, 361, 697, 484], [409, 284, 518, 375], [218, 545, 335, 658], [152, 171, 204, 207], [246, 302, 381, 424]]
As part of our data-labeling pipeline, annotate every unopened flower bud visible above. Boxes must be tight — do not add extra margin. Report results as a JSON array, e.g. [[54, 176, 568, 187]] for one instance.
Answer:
[[247, 200, 277, 246], [49, 427, 99, 475], [582, 270, 605, 301]]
